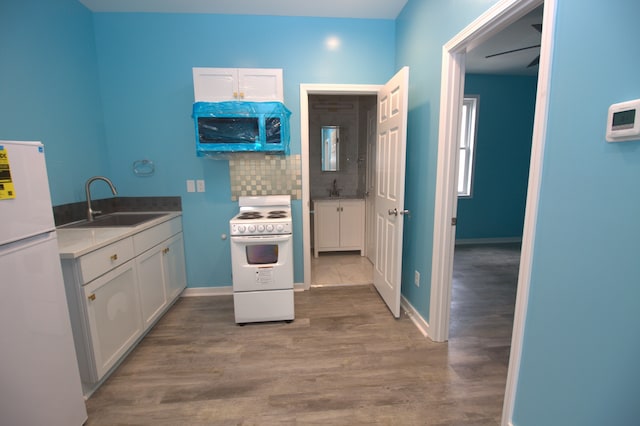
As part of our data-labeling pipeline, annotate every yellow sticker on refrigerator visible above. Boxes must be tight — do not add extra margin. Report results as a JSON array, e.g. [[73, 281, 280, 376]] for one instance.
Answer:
[[0, 146, 16, 199]]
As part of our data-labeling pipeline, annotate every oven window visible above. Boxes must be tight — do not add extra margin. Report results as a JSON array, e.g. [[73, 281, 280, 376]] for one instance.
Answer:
[[246, 244, 279, 264]]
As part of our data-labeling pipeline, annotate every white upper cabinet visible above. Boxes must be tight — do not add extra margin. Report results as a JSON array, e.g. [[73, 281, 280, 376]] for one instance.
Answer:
[[193, 67, 283, 102]]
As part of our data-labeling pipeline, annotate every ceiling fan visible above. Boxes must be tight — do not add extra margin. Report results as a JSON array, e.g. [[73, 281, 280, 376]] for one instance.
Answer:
[[485, 23, 542, 68]]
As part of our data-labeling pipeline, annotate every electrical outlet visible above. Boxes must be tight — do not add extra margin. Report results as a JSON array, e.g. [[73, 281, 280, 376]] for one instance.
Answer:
[[414, 270, 420, 287], [186, 180, 195, 192], [196, 179, 205, 192]]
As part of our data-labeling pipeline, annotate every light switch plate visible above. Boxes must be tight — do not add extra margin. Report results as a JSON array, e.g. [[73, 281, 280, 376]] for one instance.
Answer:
[[186, 180, 195, 192], [196, 179, 205, 192]]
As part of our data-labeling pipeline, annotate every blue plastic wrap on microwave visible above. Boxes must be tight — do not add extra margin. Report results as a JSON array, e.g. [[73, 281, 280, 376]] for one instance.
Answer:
[[192, 101, 291, 156]]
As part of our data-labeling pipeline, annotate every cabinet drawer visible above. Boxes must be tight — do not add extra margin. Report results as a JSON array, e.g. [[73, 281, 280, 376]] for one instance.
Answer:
[[133, 216, 182, 255], [79, 237, 134, 284]]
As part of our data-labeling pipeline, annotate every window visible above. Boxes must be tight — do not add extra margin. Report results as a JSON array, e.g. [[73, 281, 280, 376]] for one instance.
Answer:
[[458, 96, 478, 197]]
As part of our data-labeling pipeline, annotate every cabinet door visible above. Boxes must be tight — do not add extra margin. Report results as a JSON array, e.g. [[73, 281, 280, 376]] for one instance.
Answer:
[[83, 260, 143, 381], [136, 247, 167, 329], [339, 200, 365, 249], [192, 67, 238, 101], [193, 68, 283, 102], [163, 233, 187, 301], [315, 201, 341, 250], [238, 68, 283, 101]]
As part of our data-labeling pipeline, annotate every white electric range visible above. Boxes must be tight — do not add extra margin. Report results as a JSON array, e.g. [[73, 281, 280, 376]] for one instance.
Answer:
[[229, 195, 294, 324]]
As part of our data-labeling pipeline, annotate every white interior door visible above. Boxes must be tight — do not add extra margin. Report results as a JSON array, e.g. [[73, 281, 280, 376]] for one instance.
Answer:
[[373, 67, 409, 318]]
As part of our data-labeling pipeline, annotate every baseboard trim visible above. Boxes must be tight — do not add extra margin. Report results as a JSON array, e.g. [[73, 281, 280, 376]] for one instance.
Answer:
[[181, 284, 306, 297], [181, 286, 233, 297], [401, 295, 431, 339], [455, 237, 522, 245]]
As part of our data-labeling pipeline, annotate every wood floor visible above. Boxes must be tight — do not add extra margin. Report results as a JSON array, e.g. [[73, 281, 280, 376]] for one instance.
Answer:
[[85, 244, 520, 425]]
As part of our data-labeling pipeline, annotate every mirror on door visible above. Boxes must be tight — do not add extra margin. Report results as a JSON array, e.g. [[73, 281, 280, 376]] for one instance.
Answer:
[[321, 126, 340, 171]]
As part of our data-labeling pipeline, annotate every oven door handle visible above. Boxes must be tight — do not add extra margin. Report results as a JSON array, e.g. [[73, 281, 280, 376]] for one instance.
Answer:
[[231, 234, 292, 244]]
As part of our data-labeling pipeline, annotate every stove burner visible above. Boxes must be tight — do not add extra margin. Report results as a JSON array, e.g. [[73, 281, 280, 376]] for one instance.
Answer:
[[267, 210, 288, 219], [238, 212, 264, 220]]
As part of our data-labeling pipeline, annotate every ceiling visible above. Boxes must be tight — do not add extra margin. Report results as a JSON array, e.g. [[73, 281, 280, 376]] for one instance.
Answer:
[[77, 0, 409, 19], [78, 0, 541, 76], [466, 6, 543, 76]]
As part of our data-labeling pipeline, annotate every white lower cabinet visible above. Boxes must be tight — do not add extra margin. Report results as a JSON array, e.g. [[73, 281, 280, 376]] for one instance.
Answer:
[[136, 232, 186, 328], [164, 233, 187, 301], [83, 260, 143, 380], [61, 215, 186, 397], [136, 246, 167, 329]]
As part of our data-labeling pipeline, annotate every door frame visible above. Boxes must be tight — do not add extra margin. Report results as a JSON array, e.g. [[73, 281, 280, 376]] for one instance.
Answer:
[[300, 84, 381, 290], [428, 0, 556, 423]]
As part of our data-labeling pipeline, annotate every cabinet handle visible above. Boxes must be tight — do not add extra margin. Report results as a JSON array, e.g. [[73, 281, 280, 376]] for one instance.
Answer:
[[239, 92, 245, 99], [88, 294, 96, 301], [110, 254, 118, 261], [163, 247, 170, 254], [233, 91, 238, 98]]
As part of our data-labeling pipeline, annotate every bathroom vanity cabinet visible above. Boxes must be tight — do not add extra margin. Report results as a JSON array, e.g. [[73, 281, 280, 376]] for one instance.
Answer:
[[313, 199, 365, 257]]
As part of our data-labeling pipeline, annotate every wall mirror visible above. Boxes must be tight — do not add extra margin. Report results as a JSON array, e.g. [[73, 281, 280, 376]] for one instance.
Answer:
[[321, 126, 340, 171]]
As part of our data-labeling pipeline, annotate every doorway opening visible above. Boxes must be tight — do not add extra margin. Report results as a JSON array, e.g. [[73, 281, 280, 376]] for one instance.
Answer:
[[429, 0, 555, 423], [450, 1, 541, 353], [301, 68, 409, 318], [300, 85, 380, 291], [308, 94, 376, 287]]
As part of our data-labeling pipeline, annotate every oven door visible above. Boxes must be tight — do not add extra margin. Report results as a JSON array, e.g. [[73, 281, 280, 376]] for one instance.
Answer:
[[230, 234, 293, 292]]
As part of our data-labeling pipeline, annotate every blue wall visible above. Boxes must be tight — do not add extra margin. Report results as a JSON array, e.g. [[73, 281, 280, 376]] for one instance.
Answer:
[[397, 0, 640, 423], [456, 74, 537, 240], [395, 0, 502, 325], [511, 1, 640, 423], [0, 0, 109, 205], [92, 13, 395, 287], [5, 0, 640, 422]]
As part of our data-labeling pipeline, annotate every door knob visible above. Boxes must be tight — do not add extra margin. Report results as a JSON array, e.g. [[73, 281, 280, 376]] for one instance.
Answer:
[[388, 208, 410, 217]]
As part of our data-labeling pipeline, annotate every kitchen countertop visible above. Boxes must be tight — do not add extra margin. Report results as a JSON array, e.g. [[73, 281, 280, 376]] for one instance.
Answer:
[[56, 211, 182, 259]]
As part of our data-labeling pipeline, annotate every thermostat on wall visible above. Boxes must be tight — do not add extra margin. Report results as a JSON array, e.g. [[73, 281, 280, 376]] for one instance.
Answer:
[[606, 99, 640, 142]]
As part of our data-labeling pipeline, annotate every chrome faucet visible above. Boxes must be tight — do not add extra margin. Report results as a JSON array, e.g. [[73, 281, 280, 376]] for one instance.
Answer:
[[85, 176, 117, 221], [329, 179, 340, 197]]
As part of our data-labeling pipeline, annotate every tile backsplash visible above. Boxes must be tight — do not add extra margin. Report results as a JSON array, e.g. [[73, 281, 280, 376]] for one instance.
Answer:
[[229, 153, 301, 201]]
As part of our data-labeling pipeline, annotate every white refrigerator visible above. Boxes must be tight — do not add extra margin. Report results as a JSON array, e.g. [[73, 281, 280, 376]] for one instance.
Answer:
[[0, 141, 88, 425]]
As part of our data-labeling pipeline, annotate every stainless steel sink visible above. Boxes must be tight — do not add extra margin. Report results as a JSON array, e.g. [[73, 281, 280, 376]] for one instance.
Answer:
[[61, 213, 167, 229]]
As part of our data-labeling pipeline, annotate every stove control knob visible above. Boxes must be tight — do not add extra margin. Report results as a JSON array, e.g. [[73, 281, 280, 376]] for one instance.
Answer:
[[266, 224, 274, 232], [257, 225, 265, 232], [276, 224, 284, 232], [238, 225, 246, 233], [248, 225, 256, 233]]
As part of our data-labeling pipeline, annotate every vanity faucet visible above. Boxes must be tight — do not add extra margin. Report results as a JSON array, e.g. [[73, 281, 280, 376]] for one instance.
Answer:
[[85, 176, 117, 221], [329, 179, 340, 197]]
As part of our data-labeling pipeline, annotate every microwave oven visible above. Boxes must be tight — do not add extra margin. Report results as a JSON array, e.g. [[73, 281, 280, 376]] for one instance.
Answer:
[[192, 101, 291, 156]]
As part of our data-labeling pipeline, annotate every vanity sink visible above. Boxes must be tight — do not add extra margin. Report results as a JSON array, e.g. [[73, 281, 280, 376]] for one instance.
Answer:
[[61, 213, 167, 229]]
